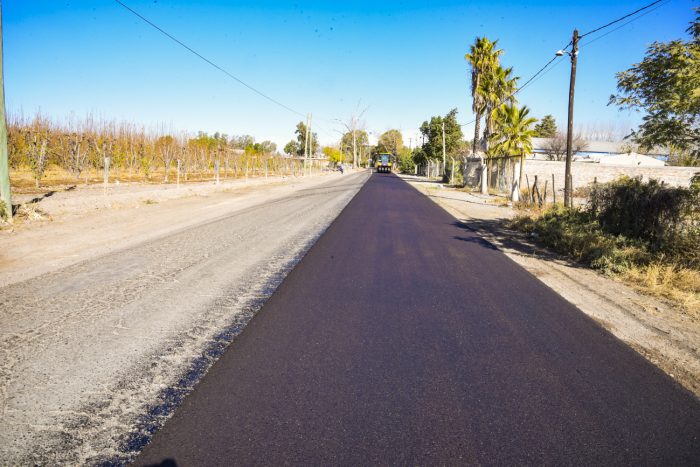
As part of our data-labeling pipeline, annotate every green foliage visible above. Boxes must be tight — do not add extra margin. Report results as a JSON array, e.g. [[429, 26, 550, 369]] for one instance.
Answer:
[[479, 65, 518, 148], [419, 108, 464, 159], [0, 199, 7, 221], [609, 8, 700, 165], [396, 148, 415, 173], [489, 104, 537, 157], [340, 130, 369, 155], [511, 176, 700, 274], [465, 36, 503, 155], [284, 140, 300, 156], [589, 177, 699, 265], [294, 122, 319, 157], [377, 129, 404, 156], [510, 205, 647, 273], [534, 115, 557, 138]]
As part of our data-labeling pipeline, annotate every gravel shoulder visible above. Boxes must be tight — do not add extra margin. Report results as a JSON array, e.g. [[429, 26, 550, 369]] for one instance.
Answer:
[[0, 171, 370, 464], [403, 175, 700, 398]]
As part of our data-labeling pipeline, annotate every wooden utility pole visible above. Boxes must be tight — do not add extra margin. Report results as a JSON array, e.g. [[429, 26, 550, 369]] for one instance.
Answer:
[[564, 29, 579, 208], [0, 1, 12, 222], [304, 113, 310, 176], [308, 113, 313, 176]]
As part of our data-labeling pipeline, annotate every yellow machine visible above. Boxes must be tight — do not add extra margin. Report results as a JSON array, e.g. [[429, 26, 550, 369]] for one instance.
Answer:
[[375, 153, 393, 173]]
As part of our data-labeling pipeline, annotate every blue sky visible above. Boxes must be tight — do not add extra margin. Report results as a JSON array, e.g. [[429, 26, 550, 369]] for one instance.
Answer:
[[4, 0, 696, 148]]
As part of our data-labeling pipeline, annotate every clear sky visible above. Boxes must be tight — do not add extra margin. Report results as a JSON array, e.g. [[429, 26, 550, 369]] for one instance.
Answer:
[[4, 0, 696, 148]]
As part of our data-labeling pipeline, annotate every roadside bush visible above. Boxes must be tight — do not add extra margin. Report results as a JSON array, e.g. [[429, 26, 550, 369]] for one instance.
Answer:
[[589, 176, 699, 268], [510, 176, 700, 314], [509, 205, 648, 274]]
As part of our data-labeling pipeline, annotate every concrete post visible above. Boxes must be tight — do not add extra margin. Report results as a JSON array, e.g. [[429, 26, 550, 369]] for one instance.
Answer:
[[511, 161, 521, 202], [481, 162, 488, 195]]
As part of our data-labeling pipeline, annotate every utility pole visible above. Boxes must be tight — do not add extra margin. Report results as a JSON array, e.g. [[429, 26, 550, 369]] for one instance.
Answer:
[[0, 1, 11, 222], [308, 114, 313, 176], [442, 122, 446, 177], [564, 29, 579, 208], [304, 113, 310, 176]]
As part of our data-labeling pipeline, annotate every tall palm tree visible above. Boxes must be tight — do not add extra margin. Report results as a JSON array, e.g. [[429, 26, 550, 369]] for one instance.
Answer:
[[465, 37, 502, 157], [479, 66, 519, 153]]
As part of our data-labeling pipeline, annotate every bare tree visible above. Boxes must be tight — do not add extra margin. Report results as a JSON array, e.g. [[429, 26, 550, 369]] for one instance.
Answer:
[[543, 131, 588, 161], [337, 103, 368, 168]]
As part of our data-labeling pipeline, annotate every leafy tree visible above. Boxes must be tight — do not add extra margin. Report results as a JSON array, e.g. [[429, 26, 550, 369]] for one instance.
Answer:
[[284, 140, 299, 156], [230, 135, 255, 150], [419, 108, 464, 160], [294, 121, 318, 157], [609, 8, 700, 166], [465, 36, 503, 156], [377, 129, 404, 156], [534, 115, 557, 138], [340, 130, 369, 162], [256, 140, 277, 154], [322, 146, 342, 164]]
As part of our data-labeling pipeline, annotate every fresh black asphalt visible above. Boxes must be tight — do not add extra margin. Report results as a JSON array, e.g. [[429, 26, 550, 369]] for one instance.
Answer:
[[136, 173, 700, 466]]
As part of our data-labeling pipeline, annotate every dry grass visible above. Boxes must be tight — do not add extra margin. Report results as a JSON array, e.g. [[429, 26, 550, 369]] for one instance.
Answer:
[[624, 264, 700, 318], [9, 166, 271, 192], [510, 205, 700, 317]]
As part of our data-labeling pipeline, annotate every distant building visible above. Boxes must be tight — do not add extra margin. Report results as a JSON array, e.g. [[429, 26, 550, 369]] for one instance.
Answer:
[[530, 138, 669, 167]]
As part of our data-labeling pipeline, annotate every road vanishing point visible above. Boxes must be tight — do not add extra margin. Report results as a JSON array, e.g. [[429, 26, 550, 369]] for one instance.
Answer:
[[135, 173, 699, 465]]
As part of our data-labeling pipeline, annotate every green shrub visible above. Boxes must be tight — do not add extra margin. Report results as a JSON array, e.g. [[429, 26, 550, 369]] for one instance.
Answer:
[[589, 177, 699, 253]]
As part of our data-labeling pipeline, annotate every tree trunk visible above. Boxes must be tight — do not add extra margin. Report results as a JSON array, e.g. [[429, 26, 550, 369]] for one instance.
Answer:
[[472, 113, 482, 157]]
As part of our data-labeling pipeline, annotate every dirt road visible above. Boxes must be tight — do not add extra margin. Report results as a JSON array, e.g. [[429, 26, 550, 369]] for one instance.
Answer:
[[137, 173, 699, 466], [0, 171, 369, 464]]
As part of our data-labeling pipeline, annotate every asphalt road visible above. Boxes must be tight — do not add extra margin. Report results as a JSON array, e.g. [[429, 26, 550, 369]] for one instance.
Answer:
[[0, 172, 369, 464], [136, 173, 700, 466]]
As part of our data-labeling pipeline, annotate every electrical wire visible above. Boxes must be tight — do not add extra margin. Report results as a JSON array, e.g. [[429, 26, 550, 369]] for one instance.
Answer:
[[459, 52, 565, 127], [580, 0, 672, 47], [114, 0, 307, 118], [579, 0, 664, 38]]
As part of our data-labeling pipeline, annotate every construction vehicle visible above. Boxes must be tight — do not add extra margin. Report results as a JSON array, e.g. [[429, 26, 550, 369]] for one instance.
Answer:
[[375, 153, 393, 173]]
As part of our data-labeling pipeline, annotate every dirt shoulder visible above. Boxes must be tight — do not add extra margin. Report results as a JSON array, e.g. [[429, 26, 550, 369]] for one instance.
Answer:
[[0, 173, 345, 287], [0, 170, 370, 464], [402, 175, 700, 398]]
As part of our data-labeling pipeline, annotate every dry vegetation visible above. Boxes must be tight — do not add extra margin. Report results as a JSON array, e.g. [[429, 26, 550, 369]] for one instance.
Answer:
[[7, 113, 305, 193], [509, 176, 700, 317]]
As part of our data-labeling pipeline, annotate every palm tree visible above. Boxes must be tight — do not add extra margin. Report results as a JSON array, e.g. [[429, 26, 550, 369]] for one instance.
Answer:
[[490, 103, 537, 188], [490, 103, 537, 156], [465, 37, 502, 157], [479, 66, 519, 153]]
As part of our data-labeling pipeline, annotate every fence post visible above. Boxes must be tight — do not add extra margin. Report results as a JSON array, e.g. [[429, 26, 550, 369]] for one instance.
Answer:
[[177, 159, 180, 188], [215, 159, 220, 185], [552, 173, 556, 205], [103, 155, 110, 195], [481, 161, 488, 194], [511, 161, 520, 202]]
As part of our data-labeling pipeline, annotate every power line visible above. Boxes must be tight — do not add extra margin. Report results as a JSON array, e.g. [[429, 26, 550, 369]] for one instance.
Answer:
[[579, 0, 664, 38], [113, 0, 307, 118], [580, 0, 672, 47], [459, 52, 565, 127]]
